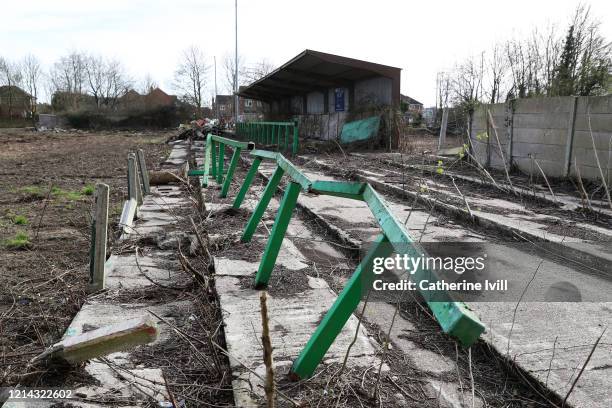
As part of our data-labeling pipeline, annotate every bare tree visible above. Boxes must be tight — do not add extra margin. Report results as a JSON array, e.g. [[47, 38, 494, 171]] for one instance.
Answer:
[[486, 44, 507, 104], [242, 58, 274, 84], [85, 55, 131, 109], [48, 51, 87, 111], [140, 73, 158, 95], [449, 53, 485, 107], [21, 54, 41, 116], [0, 57, 23, 118], [174, 46, 209, 115], [222, 53, 245, 94]]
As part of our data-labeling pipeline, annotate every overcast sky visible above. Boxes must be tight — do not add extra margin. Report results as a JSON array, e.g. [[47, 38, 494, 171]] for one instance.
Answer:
[[2, 0, 610, 106]]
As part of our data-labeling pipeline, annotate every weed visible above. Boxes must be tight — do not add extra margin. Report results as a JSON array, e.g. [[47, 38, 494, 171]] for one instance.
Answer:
[[19, 186, 45, 198], [5, 231, 31, 249], [81, 185, 95, 196], [12, 215, 28, 225]]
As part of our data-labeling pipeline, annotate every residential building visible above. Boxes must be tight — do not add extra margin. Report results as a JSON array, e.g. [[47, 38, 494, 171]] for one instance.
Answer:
[[0, 85, 35, 118]]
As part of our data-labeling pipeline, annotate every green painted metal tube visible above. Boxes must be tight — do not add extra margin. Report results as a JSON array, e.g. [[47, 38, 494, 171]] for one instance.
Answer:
[[241, 166, 285, 242], [233, 157, 262, 209], [216, 143, 225, 184], [250, 149, 279, 160], [292, 123, 299, 154], [211, 141, 217, 178], [284, 125, 289, 151], [291, 234, 393, 379], [361, 185, 485, 346], [220, 147, 242, 198], [310, 180, 366, 200], [254, 181, 301, 287], [211, 134, 251, 149]]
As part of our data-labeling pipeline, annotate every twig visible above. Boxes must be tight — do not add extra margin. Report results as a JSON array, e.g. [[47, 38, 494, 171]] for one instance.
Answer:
[[468, 347, 475, 408], [546, 336, 558, 388], [531, 156, 557, 203], [451, 176, 474, 221], [587, 109, 612, 210], [562, 327, 607, 407], [260, 292, 276, 407], [507, 260, 544, 356], [34, 182, 53, 241], [338, 288, 372, 378], [487, 110, 516, 195]]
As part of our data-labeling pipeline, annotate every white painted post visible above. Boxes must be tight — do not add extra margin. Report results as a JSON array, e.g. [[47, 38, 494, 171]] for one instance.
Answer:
[[137, 149, 150, 195], [90, 183, 109, 291], [127, 153, 141, 216], [438, 108, 448, 150]]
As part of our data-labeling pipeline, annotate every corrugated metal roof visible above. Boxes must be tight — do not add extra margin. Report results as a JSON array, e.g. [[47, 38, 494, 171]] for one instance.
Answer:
[[238, 50, 401, 103]]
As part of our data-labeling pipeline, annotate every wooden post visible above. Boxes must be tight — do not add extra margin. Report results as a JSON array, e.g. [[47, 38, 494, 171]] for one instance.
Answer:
[[136, 149, 150, 195], [89, 183, 109, 291], [438, 108, 448, 150]]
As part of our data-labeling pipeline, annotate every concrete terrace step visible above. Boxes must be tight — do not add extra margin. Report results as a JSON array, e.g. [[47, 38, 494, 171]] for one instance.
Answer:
[[250, 157, 612, 408]]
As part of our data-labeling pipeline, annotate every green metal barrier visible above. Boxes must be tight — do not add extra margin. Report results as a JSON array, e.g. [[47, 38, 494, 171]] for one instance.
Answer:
[[199, 137, 486, 379], [188, 134, 253, 195], [236, 121, 299, 155]]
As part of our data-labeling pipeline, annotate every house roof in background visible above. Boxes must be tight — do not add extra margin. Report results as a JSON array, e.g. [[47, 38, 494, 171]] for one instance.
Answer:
[[400, 94, 423, 105]]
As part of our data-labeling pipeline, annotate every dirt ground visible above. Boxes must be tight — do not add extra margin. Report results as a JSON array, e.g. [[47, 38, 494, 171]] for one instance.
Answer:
[[0, 128, 172, 387]]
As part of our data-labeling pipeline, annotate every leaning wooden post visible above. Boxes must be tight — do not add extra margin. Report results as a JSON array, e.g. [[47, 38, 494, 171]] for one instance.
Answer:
[[89, 183, 109, 291], [136, 149, 150, 195], [127, 153, 140, 218]]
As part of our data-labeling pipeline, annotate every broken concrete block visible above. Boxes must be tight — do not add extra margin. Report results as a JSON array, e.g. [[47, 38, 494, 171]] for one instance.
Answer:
[[34, 316, 158, 364]]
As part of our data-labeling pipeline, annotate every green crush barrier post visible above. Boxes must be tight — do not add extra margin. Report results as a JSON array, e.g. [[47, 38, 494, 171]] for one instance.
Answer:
[[220, 147, 242, 198], [241, 166, 285, 242], [290, 234, 393, 379], [216, 142, 225, 184], [211, 140, 217, 178], [254, 181, 301, 288], [233, 157, 262, 209], [292, 122, 299, 155]]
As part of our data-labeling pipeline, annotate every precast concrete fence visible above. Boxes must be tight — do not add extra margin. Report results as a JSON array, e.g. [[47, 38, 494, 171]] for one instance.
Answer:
[[470, 95, 612, 182]]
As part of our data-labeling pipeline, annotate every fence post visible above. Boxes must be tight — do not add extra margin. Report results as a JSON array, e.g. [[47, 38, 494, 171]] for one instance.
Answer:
[[220, 147, 242, 198], [233, 157, 262, 209], [563, 96, 579, 178], [242, 166, 285, 242], [89, 183, 109, 291], [291, 234, 393, 379], [505, 100, 515, 169], [136, 149, 150, 195], [127, 153, 140, 218], [254, 182, 301, 287]]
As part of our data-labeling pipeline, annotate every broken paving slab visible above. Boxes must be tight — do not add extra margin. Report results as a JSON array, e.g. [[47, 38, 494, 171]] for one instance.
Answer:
[[33, 316, 158, 364]]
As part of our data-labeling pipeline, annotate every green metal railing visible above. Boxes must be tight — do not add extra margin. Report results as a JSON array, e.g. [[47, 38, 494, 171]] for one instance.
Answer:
[[236, 121, 299, 155], [196, 133, 485, 379], [188, 134, 254, 194]]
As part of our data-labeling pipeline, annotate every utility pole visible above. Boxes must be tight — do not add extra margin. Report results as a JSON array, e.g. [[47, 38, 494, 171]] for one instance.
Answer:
[[234, 0, 239, 126], [214, 56, 219, 120]]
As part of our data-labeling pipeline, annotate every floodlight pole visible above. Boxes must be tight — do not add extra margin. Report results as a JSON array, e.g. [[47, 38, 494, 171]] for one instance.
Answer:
[[234, 0, 239, 126]]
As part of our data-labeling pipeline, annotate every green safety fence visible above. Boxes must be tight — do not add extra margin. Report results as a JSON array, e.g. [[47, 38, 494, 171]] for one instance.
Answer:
[[196, 133, 485, 379], [188, 133, 254, 194], [235, 121, 299, 155]]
